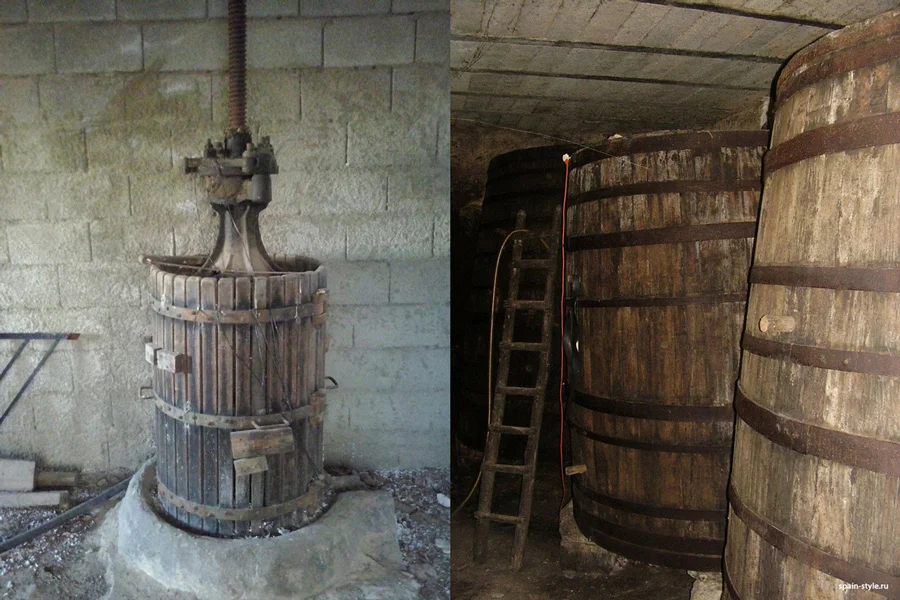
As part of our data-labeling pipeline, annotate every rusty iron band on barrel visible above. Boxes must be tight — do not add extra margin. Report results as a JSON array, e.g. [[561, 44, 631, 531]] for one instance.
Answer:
[[571, 388, 735, 422], [741, 333, 900, 377], [723, 562, 741, 600], [157, 480, 326, 521], [572, 501, 723, 570], [150, 298, 321, 324], [566, 221, 757, 252], [568, 418, 732, 454], [765, 112, 900, 174], [751, 265, 900, 293], [569, 293, 747, 308], [567, 179, 761, 207], [153, 391, 325, 430], [735, 387, 900, 478], [728, 484, 900, 598], [570, 130, 769, 168], [572, 477, 726, 521]]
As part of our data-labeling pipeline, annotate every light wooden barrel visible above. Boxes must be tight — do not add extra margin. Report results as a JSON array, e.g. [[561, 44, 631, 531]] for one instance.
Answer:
[[457, 145, 568, 454], [565, 130, 767, 570], [724, 10, 900, 599], [146, 255, 328, 537]]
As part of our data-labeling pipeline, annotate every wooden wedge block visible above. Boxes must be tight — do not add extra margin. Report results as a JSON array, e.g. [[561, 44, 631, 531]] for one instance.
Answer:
[[0, 490, 69, 508], [230, 426, 294, 459], [0, 459, 36, 492], [35, 471, 78, 489], [233, 456, 269, 477]]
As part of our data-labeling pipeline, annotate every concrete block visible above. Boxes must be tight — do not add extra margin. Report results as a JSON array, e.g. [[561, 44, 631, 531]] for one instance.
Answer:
[[283, 168, 387, 215], [39, 75, 126, 125], [105, 307, 153, 351], [324, 15, 415, 67], [170, 121, 226, 167], [0, 126, 85, 172], [325, 307, 354, 348], [86, 123, 172, 172], [27, 0, 114, 22], [209, 0, 298, 17], [144, 21, 226, 72], [327, 388, 448, 435], [30, 391, 110, 471], [389, 258, 449, 304], [0, 228, 8, 264], [433, 212, 449, 256], [347, 114, 437, 167], [213, 70, 300, 124], [324, 260, 389, 305], [58, 264, 145, 308], [393, 0, 449, 12], [301, 1, 389, 16], [124, 73, 213, 123], [437, 110, 449, 164], [0, 348, 73, 393], [0, 175, 48, 220], [106, 400, 154, 469], [0, 400, 34, 458], [344, 304, 449, 348], [326, 422, 448, 469], [273, 121, 347, 171], [266, 172, 302, 216], [345, 213, 433, 260], [248, 19, 322, 69], [55, 24, 142, 73], [415, 12, 449, 64], [0, 25, 53, 76], [0, 308, 111, 350], [7, 222, 90, 264], [117, 0, 206, 20], [43, 171, 130, 219], [388, 166, 449, 212], [259, 214, 346, 260], [129, 170, 204, 221], [72, 348, 149, 401], [0, 265, 59, 308], [300, 67, 390, 122], [559, 501, 627, 572], [392, 64, 449, 117], [327, 347, 449, 390], [0, 77, 39, 124], [0, 1, 26, 23], [90, 219, 174, 263], [173, 211, 217, 256]]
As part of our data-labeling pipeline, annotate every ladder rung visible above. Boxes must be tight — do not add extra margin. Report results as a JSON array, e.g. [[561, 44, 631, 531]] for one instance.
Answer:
[[475, 511, 525, 525], [496, 385, 542, 396], [484, 462, 530, 475], [504, 300, 549, 310], [499, 341, 545, 352], [512, 259, 552, 269], [490, 424, 536, 435]]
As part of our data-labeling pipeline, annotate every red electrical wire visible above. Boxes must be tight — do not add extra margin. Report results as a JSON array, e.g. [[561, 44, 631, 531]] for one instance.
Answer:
[[559, 154, 570, 510]]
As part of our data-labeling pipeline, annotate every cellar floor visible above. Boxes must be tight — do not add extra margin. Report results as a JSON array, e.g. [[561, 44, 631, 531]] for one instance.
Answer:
[[451, 460, 695, 600]]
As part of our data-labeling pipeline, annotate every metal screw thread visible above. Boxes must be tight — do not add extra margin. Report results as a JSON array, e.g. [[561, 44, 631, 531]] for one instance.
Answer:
[[227, 0, 247, 132]]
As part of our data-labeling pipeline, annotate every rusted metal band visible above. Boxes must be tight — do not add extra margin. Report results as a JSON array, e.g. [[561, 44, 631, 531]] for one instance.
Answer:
[[572, 501, 724, 570], [723, 561, 741, 600], [157, 480, 327, 521], [728, 484, 900, 598], [570, 130, 769, 167], [154, 391, 325, 430], [566, 222, 757, 252], [741, 333, 900, 376], [776, 34, 900, 109], [571, 389, 734, 422], [751, 265, 900, 293], [568, 178, 761, 206], [150, 298, 320, 324], [571, 293, 747, 308], [735, 387, 900, 477], [572, 477, 726, 521], [568, 419, 732, 454], [765, 112, 900, 174]]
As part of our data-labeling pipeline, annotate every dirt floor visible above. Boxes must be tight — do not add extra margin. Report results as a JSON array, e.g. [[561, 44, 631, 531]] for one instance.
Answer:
[[451, 461, 695, 600], [0, 467, 450, 600]]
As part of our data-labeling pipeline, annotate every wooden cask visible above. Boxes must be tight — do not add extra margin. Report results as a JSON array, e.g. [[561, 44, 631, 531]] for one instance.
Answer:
[[457, 145, 569, 453], [724, 10, 900, 599], [566, 130, 767, 570], [146, 255, 328, 537]]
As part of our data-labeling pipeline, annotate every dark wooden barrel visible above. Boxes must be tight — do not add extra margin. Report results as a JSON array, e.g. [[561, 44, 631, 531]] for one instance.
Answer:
[[565, 130, 767, 570], [724, 10, 900, 599], [457, 145, 569, 454], [146, 254, 328, 537]]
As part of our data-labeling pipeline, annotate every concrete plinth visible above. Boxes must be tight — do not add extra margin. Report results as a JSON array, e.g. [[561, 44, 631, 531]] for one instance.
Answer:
[[688, 570, 724, 600], [558, 501, 628, 574], [100, 461, 419, 600]]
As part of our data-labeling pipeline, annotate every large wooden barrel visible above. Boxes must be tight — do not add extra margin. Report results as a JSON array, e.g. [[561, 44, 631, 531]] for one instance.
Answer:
[[146, 254, 328, 537], [456, 145, 569, 454], [724, 11, 900, 599], [565, 130, 768, 570]]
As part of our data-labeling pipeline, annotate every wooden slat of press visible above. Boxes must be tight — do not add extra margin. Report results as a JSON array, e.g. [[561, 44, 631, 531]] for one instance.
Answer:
[[250, 277, 268, 533], [173, 275, 190, 527], [267, 275, 286, 527], [199, 276, 218, 534], [216, 277, 235, 537], [313, 271, 326, 473], [185, 276, 203, 532], [283, 272, 301, 521], [233, 277, 252, 537], [300, 272, 316, 481], [153, 270, 168, 516], [163, 272, 177, 522]]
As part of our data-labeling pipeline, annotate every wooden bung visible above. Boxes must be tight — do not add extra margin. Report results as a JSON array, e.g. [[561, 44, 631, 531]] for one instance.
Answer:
[[758, 315, 796, 334], [565, 464, 587, 476]]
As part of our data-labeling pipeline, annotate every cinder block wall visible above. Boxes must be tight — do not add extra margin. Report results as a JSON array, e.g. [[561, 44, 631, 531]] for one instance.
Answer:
[[0, 0, 450, 472]]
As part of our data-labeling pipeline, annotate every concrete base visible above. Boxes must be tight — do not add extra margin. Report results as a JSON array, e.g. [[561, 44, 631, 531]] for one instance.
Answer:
[[100, 461, 420, 600], [688, 570, 724, 600], [558, 501, 628, 574]]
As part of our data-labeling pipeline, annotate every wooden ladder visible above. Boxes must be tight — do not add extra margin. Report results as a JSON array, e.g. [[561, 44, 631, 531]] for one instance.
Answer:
[[473, 206, 562, 570]]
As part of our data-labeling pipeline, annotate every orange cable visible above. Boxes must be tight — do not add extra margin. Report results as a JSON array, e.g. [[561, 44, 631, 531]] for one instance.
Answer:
[[559, 154, 570, 510]]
